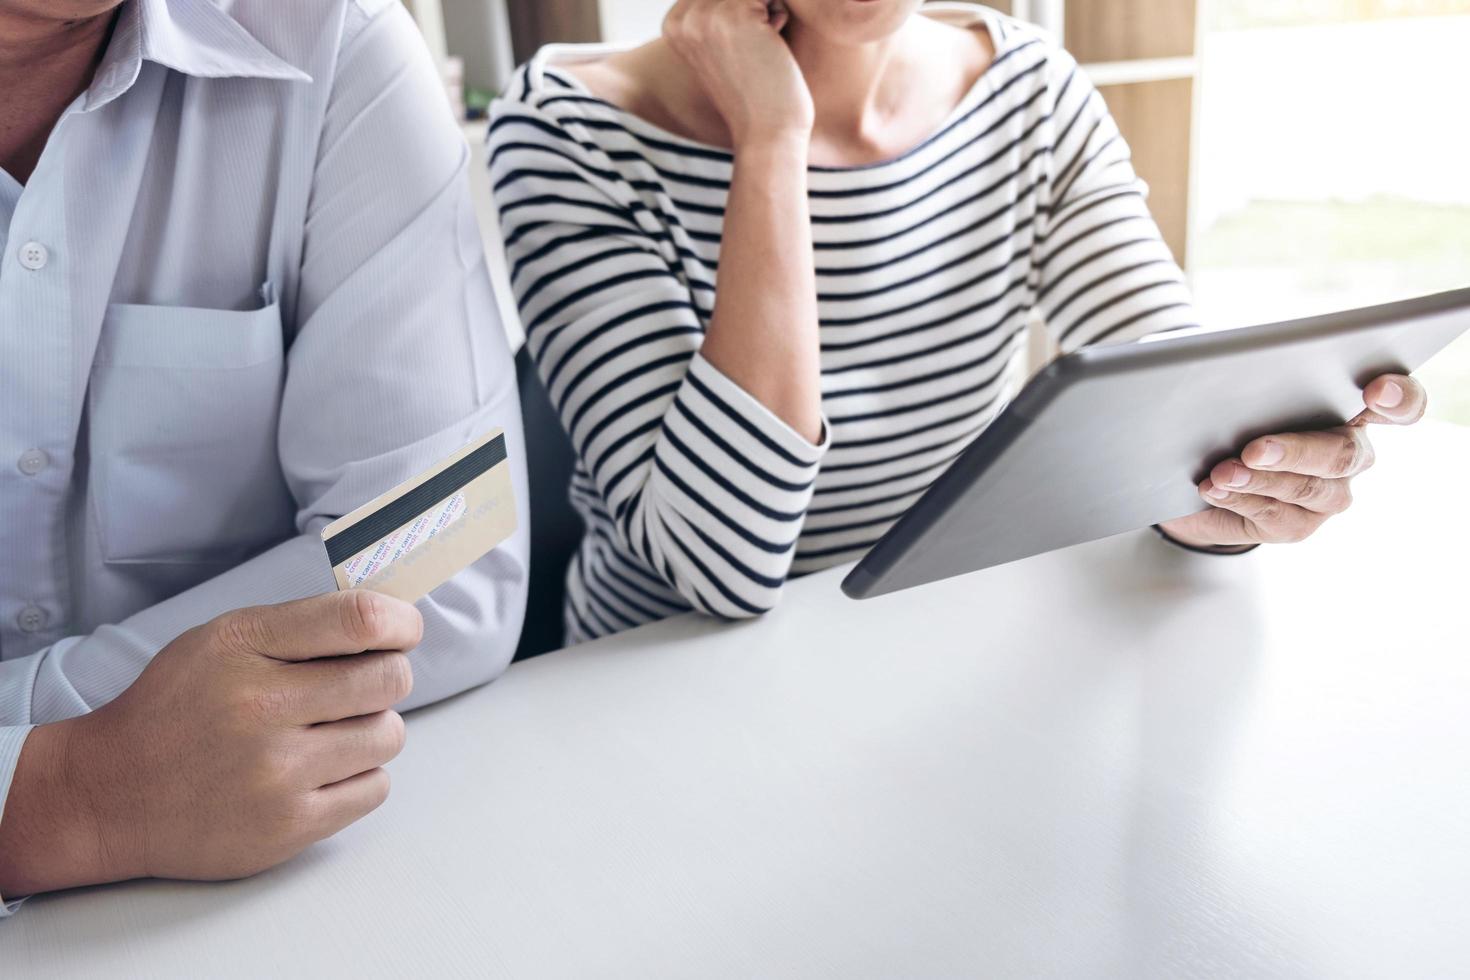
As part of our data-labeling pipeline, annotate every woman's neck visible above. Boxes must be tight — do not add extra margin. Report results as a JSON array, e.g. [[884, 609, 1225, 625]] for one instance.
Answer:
[[783, 13, 987, 167], [601, 10, 989, 165], [784, 20, 910, 153]]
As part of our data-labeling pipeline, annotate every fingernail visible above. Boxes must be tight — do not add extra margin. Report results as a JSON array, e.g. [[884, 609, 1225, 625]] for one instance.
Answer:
[[1225, 464, 1250, 488], [1205, 485, 1230, 500], [1376, 381, 1405, 410], [1254, 440, 1285, 467]]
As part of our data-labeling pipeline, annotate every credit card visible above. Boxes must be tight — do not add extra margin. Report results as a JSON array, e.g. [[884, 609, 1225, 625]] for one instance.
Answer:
[[321, 429, 517, 603]]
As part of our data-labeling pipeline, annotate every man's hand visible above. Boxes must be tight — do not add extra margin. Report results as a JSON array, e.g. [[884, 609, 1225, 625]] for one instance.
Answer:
[[0, 590, 420, 899], [1160, 374, 1429, 549]]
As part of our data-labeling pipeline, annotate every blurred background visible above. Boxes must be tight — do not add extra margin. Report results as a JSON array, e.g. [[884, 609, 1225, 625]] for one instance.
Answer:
[[404, 0, 1470, 425]]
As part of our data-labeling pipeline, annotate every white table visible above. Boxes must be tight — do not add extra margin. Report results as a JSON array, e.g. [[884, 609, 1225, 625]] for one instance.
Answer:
[[5, 424, 1468, 979]]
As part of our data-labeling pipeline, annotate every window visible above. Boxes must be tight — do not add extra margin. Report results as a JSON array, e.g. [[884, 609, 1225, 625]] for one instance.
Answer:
[[1192, 0, 1470, 424]]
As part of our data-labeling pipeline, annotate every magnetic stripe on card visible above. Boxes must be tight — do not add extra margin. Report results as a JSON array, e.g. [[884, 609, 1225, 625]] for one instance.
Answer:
[[324, 433, 508, 567]]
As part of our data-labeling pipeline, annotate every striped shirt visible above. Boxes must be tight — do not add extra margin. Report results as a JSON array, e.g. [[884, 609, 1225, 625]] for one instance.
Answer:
[[489, 4, 1198, 644]]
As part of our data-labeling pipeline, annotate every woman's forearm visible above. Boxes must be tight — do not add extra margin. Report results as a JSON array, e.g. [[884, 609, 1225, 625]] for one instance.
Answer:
[[698, 135, 824, 444]]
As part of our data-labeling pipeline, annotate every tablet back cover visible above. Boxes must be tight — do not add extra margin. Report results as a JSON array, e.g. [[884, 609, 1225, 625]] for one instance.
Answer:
[[844, 288, 1470, 599]]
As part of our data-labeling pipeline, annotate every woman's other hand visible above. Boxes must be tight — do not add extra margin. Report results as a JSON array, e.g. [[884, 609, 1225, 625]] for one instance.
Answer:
[[1159, 374, 1429, 550], [663, 0, 814, 148]]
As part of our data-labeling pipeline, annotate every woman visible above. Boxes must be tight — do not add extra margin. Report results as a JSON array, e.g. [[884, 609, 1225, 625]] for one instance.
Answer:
[[489, 0, 1426, 643]]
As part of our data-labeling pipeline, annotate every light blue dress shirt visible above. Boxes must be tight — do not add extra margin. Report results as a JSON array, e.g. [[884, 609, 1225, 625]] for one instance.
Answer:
[[0, 0, 529, 914]]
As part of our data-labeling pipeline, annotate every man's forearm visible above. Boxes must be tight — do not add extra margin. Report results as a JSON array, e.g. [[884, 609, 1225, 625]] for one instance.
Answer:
[[698, 136, 823, 443], [0, 461, 525, 902], [0, 718, 137, 899]]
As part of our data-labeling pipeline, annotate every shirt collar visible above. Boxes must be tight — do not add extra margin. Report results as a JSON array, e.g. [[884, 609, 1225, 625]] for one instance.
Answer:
[[85, 0, 311, 112]]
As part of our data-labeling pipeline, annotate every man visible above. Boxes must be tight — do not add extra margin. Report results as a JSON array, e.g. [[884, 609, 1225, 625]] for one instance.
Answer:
[[0, 0, 529, 911]]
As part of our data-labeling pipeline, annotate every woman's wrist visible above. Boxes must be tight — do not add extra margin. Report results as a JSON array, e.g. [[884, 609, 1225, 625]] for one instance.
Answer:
[[731, 127, 811, 163]]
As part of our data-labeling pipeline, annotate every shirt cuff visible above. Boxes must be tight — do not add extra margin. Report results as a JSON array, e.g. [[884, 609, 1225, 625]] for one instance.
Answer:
[[1151, 524, 1261, 556], [0, 725, 35, 918]]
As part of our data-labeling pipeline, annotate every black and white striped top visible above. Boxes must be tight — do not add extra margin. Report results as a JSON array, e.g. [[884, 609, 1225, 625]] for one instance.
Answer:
[[489, 4, 1197, 644]]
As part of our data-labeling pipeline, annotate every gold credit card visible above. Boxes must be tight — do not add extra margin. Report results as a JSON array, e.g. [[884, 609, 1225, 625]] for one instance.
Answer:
[[321, 429, 517, 603]]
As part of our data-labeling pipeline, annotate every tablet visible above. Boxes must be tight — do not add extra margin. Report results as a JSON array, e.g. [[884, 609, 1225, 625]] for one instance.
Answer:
[[842, 287, 1470, 600]]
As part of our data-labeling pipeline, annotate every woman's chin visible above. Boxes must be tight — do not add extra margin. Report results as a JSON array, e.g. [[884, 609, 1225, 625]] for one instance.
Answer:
[[788, 0, 920, 45]]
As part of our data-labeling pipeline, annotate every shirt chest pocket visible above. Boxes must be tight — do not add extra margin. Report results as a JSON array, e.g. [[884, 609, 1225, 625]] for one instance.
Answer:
[[88, 289, 297, 565]]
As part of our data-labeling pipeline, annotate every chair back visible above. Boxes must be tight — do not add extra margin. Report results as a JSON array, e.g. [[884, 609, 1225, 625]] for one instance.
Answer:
[[512, 345, 583, 660]]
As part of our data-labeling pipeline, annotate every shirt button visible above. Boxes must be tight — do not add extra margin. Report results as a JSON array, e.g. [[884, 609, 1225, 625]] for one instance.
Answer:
[[17, 448, 49, 476], [18, 241, 49, 271], [16, 605, 48, 634]]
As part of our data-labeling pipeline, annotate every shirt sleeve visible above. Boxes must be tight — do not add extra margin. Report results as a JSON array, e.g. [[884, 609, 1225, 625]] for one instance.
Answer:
[[1031, 49, 1200, 350], [0, 1, 528, 913], [488, 84, 830, 622]]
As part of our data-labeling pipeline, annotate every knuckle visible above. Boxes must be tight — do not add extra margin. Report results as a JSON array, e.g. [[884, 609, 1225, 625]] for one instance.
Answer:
[[1290, 474, 1322, 504], [238, 771, 319, 853], [379, 711, 408, 760], [339, 590, 386, 649], [1358, 437, 1377, 471], [170, 622, 214, 657], [366, 769, 392, 810], [1255, 500, 1287, 526], [380, 652, 414, 704], [272, 791, 322, 841], [256, 742, 301, 793], [240, 743, 294, 807], [1332, 433, 1363, 477], [240, 684, 293, 725], [215, 608, 270, 656]]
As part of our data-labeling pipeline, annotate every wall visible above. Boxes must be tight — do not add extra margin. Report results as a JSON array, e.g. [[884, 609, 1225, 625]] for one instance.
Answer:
[[598, 0, 669, 44], [1196, 15, 1470, 225], [506, 0, 602, 62]]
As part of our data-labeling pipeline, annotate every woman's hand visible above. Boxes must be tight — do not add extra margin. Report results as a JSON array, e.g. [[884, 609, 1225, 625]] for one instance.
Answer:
[[1159, 374, 1429, 550], [663, 0, 814, 149]]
